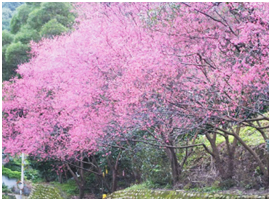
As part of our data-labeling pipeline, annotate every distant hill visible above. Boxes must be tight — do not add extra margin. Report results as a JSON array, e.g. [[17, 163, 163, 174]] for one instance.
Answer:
[[2, 2, 24, 30]]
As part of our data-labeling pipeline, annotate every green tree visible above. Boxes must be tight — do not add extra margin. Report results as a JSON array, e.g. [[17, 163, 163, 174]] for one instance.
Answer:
[[3, 2, 76, 81], [39, 2, 75, 28], [2, 31, 15, 81], [40, 19, 68, 38], [10, 4, 32, 34], [4, 42, 30, 80], [5, 42, 30, 65], [2, 30, 14, 46], [11, 2, 75, 33], [14, 26, 40, 44]]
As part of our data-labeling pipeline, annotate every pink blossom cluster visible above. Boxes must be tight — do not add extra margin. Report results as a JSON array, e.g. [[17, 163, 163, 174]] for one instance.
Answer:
[[2, 3, 268, 160]]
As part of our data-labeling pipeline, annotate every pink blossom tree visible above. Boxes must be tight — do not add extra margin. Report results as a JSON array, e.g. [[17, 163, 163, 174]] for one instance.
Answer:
[[2, 2, 269, 190], [104, 2, 269, 182]]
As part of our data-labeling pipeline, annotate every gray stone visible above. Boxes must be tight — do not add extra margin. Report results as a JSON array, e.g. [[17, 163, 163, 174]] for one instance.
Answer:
[[214, 194, 219, 198], [12, 185, 20, 194], [23, 185, 31, 196]]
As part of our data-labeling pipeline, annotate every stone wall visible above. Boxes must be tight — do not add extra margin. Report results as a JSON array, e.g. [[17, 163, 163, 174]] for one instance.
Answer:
[[107, 189, 268, 199], [28, 184, 63, 199]]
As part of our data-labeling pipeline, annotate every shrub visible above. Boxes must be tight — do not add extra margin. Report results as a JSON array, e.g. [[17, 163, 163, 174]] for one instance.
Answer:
[[2, 182, 12, 193], [51, 179, 79, 197], [2, 166, 21, 179], [25, 168, 40, 181]]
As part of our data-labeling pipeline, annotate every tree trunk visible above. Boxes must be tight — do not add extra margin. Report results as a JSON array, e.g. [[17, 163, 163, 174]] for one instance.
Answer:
[[79, 186, 84, 199], [58, 171, 63, 184], [66, 163, 85, 199], [215, 126, 269, 179], [233, 132, 269, 179], [205, 133, 227, 179], [165, 147, 180, 186], [106, 150, 122, 192], [64, 169, 68, 182], [112, 169, 117, 192], [161, 125, 180, 186], [224, 128, 238, 180], [133, 169, 141, 184], [225, 146, 235, 179]]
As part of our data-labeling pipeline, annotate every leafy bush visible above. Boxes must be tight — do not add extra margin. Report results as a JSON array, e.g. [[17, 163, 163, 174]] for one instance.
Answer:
[[25, 168, 40, 181], [136, 143, 172, 187], [2, 194, 16, 199], [2, 166, 21, 179], [219, 179, 235, 189], [51, 179, 79, 197], [27, 158, 58, 182], [2, 182, 12, 193], [3, 156, 22, 172]]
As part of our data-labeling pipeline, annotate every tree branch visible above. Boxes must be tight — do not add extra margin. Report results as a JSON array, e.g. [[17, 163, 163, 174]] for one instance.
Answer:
[[66, 162, 101, 176], [131, 139, 207, 150]]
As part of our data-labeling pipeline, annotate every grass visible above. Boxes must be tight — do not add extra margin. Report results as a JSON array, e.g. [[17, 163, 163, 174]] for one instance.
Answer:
[[240, 126, 266, 146], [186, 186, 223, 193], [125, 181, 172, 191], [2, 194, 16, 199], [31, 177, 45, 183], [51, 179, 79, 198], [124, 183, 149, 191]]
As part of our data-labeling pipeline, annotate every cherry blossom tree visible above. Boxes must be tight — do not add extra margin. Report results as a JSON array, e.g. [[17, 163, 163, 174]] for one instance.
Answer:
[[2, 2, 269, 191], [103, 2, 269, 182]]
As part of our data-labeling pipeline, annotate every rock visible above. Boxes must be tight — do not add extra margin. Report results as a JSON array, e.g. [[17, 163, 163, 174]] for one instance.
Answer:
[[23, 185, 31, 196], [12, 186, 20, 194], [214, 194, 219, 198]]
